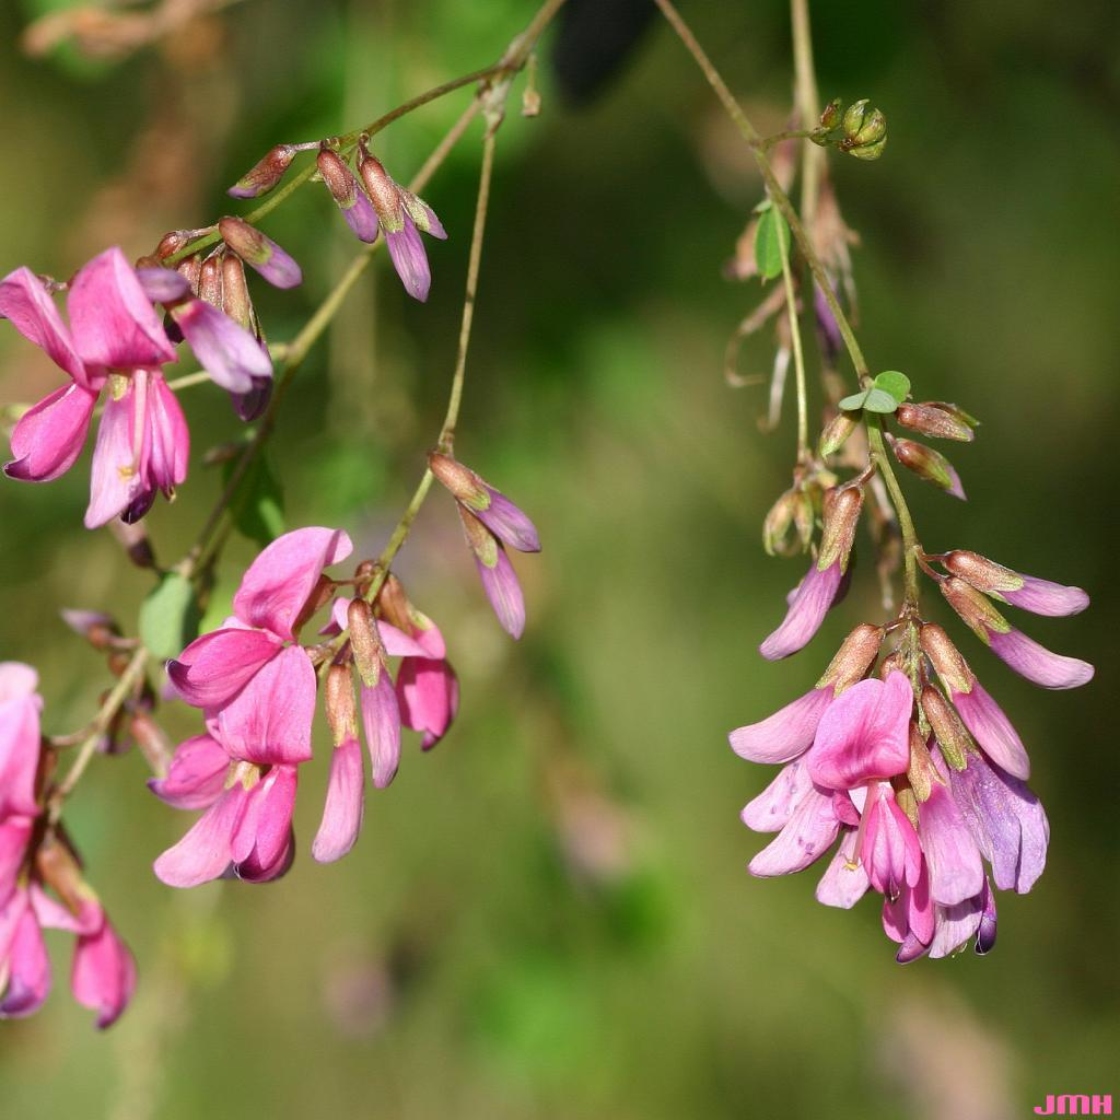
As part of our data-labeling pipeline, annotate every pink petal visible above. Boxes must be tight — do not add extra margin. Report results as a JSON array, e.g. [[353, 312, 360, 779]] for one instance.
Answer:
[[68, 248, 177, 369], [233, 526, 353, 640], [0, 266, 87, 383], [385, 218, 431, 302], [312, 737, 365, 863], [168, 626, 282, 708], [230, 765, 297, 873], [808, 671, 913, 789], [71, 915, 137, 1028], [759, 561, 843, 661], [5, 381, 98, 482], [360, 672, 401, 789], [0, 663, 38, 705], [85, 384, 144, 528], [474, 489, 541, 553], [216, 645, 315, 765], [740, 759, 812, 833], [951, 680, 1030, 779], [396, 657, 459, 749], [729, 687, 832, 764], [0, 689, 42, 820], [927, 888, 986, 959], [815, 829, 871, 909], [747, 785, 840, 877], [987, 629, 1094, 690], [145, 373, 189, 494], [378, 621, 430, 658], [1003, 576, 1089, 617], [135, 267, 191, 303], [153, 785, 246, 888], [474, 546, 526, 639], [147, 733, 230, 810], [0, 892, 50, 1018], [917, 781, 985, 906], [861, 781, 923, 895], [0, 818, 34, 907], [173, 299, 273, 394]]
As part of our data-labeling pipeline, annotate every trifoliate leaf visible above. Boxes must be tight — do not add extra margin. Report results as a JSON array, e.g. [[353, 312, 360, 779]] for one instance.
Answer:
[[873, 370, 911, 404], [838, 387, 899, 414]]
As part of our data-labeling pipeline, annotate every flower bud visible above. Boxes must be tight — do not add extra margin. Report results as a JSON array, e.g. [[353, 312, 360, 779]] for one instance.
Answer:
[[817, 622, 883, 692], [818, 98, 843, 131], [129, 712, 173, 775], [939, 576, 1010, 644], [347, 598, 384, 689], [60, 609, 119, 650], [217, 216, 302, 289], [888, 435, 966, 499], [176, 253, 203, 297], [895, 403, 975, 442], [919, 623, 973, 695], [818, 410, 860, 457], [317, 148, 379, 243], [357, 141, 405, 232], [817, 485, 863, 571], [228, 144, 298, 199], [763, 488, 813, 557], [920, 684, 975, 771], [325, 662, 359, 746], [906, 721, 935, 802], [429, 452, 488, 507], [197, 252, 224, 309], [220, 253, 255, 332], [942, 550, 1089, 617], [841, 99, 870, 139], [839, 100, 887, 159]]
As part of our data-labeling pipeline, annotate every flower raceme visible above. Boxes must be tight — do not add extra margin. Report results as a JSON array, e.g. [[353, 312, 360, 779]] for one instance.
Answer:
[[154, 526, 461, 886], [0, 247, 273, 527]]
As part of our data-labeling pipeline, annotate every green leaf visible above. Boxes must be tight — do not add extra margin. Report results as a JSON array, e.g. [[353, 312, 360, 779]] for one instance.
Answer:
[[754, 206, 790, 281], [222, 454, 285, 547], [139, 573, 201, 660], [837, 387, 900, 414], [873, 370, 911, 404]]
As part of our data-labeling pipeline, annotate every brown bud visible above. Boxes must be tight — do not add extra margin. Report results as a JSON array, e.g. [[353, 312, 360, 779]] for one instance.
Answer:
[[818, 623, 883, 691], [942, 550, 1021, 595], [939, 576, 1010, 643], [155, 230, 192, 259], [919, 623, 975, 696], [316, 148, 358, 207], [221, 252, 256, 334], [357, 140, 403, 230], [292, 574, 336, 637], [229, 144, 298, 200], [818, 485, 863, 571], [36, 833, 89, 917], [888, 436, 966, 499], [325, 663, 359, 745], [109, 517, 157, 569], [818, 410, 860, 457], [895, 402, 975, 442], [906, 721, 935, 802], [198, 252, 224, 309], [347, 598, 384, 689], [762, 488, 813, 557], [429, 452, 488, 508], [377, 573, 413, 634], [921, 684, 974, 771], [176, 253, 203, 297]]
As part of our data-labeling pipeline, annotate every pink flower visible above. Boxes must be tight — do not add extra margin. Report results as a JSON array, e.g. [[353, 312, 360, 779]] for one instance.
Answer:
[[71, 904, 137, 1029], [0, 663, 43, 821], [1, 248, 273, 526], [312, 737, 365, 864], [730, 686, 833, 764], [943, 550, 1089, 617]]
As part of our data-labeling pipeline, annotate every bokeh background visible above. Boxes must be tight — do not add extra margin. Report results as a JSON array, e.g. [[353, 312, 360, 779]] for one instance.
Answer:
[[1, 0, 1117, 1117]]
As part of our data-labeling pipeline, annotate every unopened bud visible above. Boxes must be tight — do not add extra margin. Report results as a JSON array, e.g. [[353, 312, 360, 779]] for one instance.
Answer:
[[357, 140, 404, 231], [888, 435, 966, 499], [109, 518, 156, 569], [818, 410, 860, 457], [229, 144, 298, 199], [921, 684, 974, 770], [458, 504, 499, 567], [942, 550, 1021, 595], [939, 576, 1011, 644], [325, 662, 359, 745], [919, 623, 974, 695], [197, 252, 224, 309], [217, 216, 302, 289], [221, 253, 256, 333], [36, 833, 88, 917], [176, 253, 203, 297], [377, 573, 413, 634], [896, 402, 975, 442], [818, 485, 863, 571], [818, 98, 843, 131], [347, 598, 384, 689], [818, 622, 883, 691], [906, 721, 935, 802], [839, 100, 887, 159], [293, 574, 336, 636], [60, 609, 119, 650], [429, 452, 488, 508]]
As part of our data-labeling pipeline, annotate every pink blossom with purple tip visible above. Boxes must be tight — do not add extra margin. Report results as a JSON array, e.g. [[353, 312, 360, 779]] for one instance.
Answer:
[[986, 628, 1094, 690], [70, 904, 137, 1029], [943, 550, 1089, 617]]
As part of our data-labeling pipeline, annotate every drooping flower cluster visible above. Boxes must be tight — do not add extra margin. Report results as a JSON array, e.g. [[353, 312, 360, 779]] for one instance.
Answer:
[[152, 527, 462, 885], [228, 138, 447, 302], [1, 247, 273, 526], [0, 663, 135, 1026], [732, 552, 1091, 960]]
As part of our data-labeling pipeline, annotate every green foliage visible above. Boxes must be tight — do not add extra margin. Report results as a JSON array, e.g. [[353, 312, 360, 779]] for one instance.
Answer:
[[138, 572, 201, 660], [753, 201, 790, 280]]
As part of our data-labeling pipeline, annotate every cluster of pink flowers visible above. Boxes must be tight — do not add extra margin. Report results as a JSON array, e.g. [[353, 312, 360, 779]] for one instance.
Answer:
[[731, 542, 1091, 960], [0, 664, 135, 1025], [1, 246, 273, 527], [152, 459, 539, 887]]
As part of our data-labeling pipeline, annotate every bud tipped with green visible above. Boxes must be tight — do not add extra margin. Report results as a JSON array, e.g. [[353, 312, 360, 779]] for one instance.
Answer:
[[939, 576, 1011, 644], [325, 662, 360, 746], [229, 144, 298, 199], [896, 402, 975, 442], [317, 148, 380, 244], [921, 684, 975, 770], [357, 142, 405, 232], [347, 598, 385, 689], [817, 622, 884, 692], [197, 252, 224, 309], [818, 410, 860, 457], [839, 99, 887, 160], [217, 216, 302, 289], [817, 485, 863, 572], [818, 98, 843, 131], [919, 623, 974, 695], [430, 452, 541, 553], [887, 435, 966, 499]]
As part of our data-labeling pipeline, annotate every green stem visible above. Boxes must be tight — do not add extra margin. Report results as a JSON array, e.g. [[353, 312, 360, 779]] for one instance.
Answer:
[[791, 0, 823, 233], [867, 418, 921, 603], [777, 226, 809, 460], [652, 0, 868, 379]]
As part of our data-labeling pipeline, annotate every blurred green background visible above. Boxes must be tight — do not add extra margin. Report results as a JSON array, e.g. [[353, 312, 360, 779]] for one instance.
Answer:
[[1, 0, 1117, 1117]]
